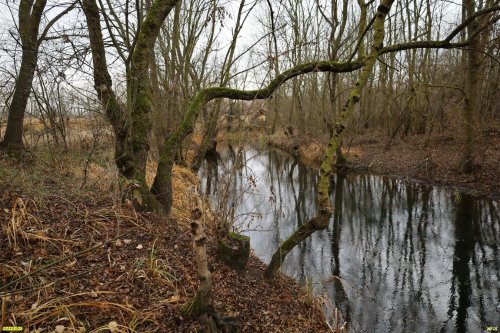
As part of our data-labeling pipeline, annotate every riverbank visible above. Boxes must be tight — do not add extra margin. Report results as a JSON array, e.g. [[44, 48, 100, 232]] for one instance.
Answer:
[[197, 142, 499, 332], [0, 151, 331, 332], [266, 130, 500, 199]]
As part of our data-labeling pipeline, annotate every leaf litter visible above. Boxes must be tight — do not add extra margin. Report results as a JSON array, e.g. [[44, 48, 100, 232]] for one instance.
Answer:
[[0, 158, 330, 332]]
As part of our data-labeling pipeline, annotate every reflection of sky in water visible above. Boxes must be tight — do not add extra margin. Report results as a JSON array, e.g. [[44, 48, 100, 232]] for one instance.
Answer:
[[199, 145, 500, 333]]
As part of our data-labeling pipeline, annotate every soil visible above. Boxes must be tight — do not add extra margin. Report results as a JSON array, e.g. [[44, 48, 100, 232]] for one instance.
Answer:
[[0, 156, 330, 332], [267, 129, 500, 199]]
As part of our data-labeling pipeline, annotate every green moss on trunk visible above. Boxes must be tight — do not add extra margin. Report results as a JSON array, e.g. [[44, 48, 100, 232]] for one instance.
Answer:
[[265, 0, 395, 279], [217, 232, 250, 272], [153, 61, 363, 214], [264, 210, 331, 278]]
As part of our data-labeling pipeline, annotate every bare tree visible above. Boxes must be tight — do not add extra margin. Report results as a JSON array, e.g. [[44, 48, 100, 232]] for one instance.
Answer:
[[0, 0, 76, 154], [79, 0, 498, 223], [148, 0, 499, 275], [82, 0, 179, 212], [460, 0, 481, 173]]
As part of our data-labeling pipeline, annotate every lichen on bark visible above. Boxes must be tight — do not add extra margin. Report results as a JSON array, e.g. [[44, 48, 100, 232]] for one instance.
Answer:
[[265, 0, 395, 279], [82, 0, 179, 213]]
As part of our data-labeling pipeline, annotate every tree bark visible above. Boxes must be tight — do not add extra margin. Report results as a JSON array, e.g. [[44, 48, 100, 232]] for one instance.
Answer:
[[82, 0, 179, 212], [127, 0, 178, 210], [0, 0, 47, 154], [461, 0, 480, 173], [183, 209, 213, 318], [265, 0, 396, 278]]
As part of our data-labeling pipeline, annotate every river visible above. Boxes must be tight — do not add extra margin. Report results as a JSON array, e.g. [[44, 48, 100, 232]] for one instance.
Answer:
[[198, 144, 499, 333]]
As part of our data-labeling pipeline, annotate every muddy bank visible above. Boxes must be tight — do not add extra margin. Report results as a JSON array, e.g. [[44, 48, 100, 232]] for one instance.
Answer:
[[267, 131, 500, 199]]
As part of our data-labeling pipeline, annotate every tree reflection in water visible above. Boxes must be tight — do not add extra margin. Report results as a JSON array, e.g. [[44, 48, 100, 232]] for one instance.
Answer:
[[199, 146, 499, 333]]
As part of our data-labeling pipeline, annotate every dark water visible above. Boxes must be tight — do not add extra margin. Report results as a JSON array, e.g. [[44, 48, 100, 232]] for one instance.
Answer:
[[198, 145, 499, 333]]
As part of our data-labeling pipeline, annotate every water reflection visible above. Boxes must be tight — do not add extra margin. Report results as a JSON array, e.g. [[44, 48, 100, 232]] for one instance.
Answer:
[[199, 146, 499, 333]]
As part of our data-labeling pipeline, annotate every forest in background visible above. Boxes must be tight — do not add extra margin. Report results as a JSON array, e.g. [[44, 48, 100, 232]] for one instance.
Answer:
[[0, 0, 498, 169], [0, 0, 499, 331]]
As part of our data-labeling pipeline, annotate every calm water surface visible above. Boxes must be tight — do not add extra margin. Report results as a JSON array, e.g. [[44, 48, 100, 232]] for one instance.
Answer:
[[198, 145, 499, 333]]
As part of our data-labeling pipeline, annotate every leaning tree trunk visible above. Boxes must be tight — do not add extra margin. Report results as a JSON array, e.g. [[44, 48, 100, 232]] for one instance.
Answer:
[[0, 0, 47, 154], [265, 0, 396, 278], [151, 60, 364, 214]]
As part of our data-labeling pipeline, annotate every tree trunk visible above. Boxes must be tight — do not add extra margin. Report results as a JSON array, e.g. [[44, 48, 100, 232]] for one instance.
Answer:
[[1, 47, 39, 152], [82, 0, 178, 212], [461, 0, 480, 173], [329, 0, 349, 165], [265, 0, 395, 278], [183, 209, 213, 318], [0, 0, 47, 154]]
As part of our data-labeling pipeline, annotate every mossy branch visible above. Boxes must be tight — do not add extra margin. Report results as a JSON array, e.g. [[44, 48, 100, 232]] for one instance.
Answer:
[[264, 210, 331, 278], [151, 60, 363, 211], [150, 1, 498, 215], [265, 0, 395, 279]]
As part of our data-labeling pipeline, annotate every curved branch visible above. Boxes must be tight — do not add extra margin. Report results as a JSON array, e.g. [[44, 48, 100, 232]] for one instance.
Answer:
[[174, 60, 362, 137], [149, 2, 500, 215], [150, 59, 364, 212], [379, 5, 500, 55], [445, 4, 500, 42], [37, 0, 78, 45]]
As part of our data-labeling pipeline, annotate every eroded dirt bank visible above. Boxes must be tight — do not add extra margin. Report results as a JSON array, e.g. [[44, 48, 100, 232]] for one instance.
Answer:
[[266, 130, 499, 198]]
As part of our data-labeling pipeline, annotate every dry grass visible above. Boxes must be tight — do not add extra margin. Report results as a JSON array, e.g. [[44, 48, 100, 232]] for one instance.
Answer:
[[0, 178, 184, 332], [302, 278, 347, 333], [4, 198, 36, 251], [0, 159, 330, 332], [299, 142, 325, 164], [17, 292, 135, 328], [190, 133, 203, 146], [0, 122, 333, 332], [268, 132, 298, 154], [12, 115, 114, 155], [145, 159, 213, 224], [270, 132, 362, 165], [269, 132, 326, 164]]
